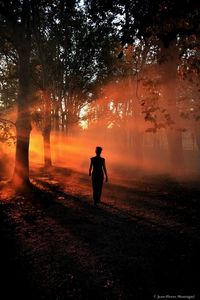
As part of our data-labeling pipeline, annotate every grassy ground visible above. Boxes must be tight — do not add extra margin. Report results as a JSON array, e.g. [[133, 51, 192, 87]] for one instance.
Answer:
[[0, 166, 200, 300]]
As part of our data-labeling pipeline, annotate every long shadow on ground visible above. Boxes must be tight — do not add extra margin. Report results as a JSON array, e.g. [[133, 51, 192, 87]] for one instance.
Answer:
[[0, 172, 200, 300]]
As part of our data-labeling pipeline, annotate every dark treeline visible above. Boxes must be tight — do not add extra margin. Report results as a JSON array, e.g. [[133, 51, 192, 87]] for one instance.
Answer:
[[0, 0, 200, 185]]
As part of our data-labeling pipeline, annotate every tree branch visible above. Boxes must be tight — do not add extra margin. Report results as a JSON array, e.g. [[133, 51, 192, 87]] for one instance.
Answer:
[[0, 117, 16, 127]]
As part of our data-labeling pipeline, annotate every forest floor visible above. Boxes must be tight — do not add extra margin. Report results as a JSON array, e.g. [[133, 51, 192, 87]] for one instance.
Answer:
[[0, 166, 200, 300]]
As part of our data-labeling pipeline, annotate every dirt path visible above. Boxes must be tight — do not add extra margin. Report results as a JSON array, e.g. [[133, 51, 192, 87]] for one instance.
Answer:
[[0, 167, 200, 299]]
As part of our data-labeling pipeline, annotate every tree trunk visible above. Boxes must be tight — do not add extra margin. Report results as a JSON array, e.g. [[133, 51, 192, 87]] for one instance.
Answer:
[[194, 124, 200, 151], [12, 46, 32, 186], [134, 130, 143, 168], [166, 128, 184, 175], [43, 128, 52, 168], [129, 77, 144, 169], [55, 106, 60, 132], [43, 91, 52, 168], [13, 114, 32, 186], [160, 42, 185, 174]]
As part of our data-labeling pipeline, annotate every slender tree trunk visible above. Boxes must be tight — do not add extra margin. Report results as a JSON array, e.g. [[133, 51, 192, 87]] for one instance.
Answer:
[[134, 130, 143, 167], [160, 42, 185, 174], [43, 91, 52, 168], [129, 76, 144, 169], [43, 128, 51, 167], [12, 46, 32, 186], [166, 128, 184, 171], [194, 124, 200, 151], [55, 106, 60, 132]]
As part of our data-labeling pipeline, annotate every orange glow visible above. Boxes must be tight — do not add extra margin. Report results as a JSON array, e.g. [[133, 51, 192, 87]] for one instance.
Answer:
[[27, 127, 199, 180], [0, 182, 14, 201], [29, 129, 44, 165], [1, 76, 200, 188]]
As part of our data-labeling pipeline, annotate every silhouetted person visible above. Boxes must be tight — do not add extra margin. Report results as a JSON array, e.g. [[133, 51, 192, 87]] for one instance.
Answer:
[[89, 146, 108, 206]]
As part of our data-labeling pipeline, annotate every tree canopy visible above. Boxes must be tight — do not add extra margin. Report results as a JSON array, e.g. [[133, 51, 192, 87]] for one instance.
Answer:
[[0, 0, 200, 183]]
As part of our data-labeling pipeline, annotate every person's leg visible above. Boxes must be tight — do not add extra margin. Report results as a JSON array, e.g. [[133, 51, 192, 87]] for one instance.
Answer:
[[97, 179, 103, 203], [92, 177, 98, 205]]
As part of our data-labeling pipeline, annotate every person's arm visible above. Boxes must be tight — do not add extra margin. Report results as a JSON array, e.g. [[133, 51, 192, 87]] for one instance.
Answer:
[[103, 159, 108, 182], [89, 159, 92, 176]]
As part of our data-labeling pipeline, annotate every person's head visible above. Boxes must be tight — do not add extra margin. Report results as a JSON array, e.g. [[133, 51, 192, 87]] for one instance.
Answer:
[[95, 146, 102, 156]]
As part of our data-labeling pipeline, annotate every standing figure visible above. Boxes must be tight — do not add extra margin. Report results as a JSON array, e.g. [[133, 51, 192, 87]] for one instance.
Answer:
[[89, 146, 108, 205]]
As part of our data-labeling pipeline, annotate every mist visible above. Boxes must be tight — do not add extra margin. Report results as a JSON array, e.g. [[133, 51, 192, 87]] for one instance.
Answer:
[[1, 75, 200, 184]]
